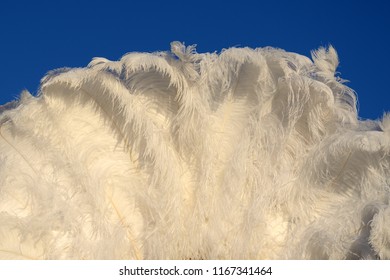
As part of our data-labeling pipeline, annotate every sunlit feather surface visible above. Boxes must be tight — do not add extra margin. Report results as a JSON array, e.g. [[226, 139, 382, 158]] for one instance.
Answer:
[[0, 42, 389, 259]]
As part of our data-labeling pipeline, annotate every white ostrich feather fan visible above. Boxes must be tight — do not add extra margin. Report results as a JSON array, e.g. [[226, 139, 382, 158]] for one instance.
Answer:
[[0, 42, 389, 259]]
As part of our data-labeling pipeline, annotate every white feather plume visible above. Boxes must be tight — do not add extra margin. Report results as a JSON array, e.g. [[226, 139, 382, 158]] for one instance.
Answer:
[[0, 42, 389, 259]]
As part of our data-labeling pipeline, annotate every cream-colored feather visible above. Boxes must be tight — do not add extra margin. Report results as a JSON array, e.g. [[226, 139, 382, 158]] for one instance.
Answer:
[[0, 42, 389, 259]]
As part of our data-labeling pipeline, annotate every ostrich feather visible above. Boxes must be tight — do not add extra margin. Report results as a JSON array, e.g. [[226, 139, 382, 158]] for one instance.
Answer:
[[0, 42, 389, 259]]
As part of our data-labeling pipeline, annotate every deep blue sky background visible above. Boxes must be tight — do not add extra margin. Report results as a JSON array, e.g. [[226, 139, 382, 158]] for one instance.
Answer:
[[0, 0, 388, 120]]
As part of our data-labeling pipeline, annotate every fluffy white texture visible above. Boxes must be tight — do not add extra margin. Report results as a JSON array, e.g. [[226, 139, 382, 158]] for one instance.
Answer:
[[0, 42, 389, 259]]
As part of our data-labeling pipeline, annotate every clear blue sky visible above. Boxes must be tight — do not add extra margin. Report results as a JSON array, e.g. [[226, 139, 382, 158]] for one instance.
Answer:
[[1, 0, 388, 120]]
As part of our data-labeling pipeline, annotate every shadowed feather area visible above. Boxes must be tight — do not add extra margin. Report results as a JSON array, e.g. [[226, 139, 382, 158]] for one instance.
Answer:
[[0, 42, 389, 259]]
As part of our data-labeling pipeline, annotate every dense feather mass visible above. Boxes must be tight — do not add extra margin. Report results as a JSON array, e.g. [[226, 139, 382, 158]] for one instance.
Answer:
[[0, 42, 389, 259]]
